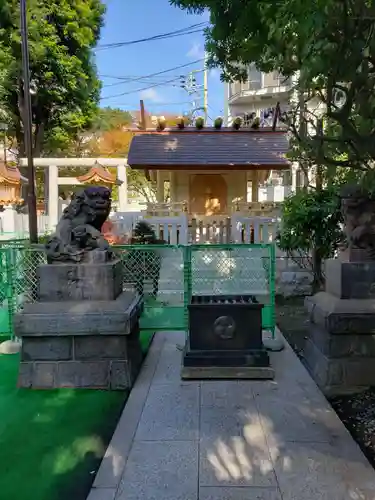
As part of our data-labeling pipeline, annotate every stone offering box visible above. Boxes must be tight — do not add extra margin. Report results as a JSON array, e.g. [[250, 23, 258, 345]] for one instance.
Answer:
[[182, 295, 274, 379], [14, 256, 144, 390]]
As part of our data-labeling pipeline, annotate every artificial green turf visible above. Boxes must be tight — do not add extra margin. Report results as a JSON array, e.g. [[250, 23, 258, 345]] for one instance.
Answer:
[[140, 305, 186, 331], [0, 331, 154, 500]]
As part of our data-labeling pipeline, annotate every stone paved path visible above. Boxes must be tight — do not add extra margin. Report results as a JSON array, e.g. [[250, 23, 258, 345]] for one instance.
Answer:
[[87, 331, 375, 500]]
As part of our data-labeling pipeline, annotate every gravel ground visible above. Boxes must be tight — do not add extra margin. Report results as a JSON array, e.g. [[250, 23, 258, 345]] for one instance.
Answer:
[[276, 295, 375, 470]]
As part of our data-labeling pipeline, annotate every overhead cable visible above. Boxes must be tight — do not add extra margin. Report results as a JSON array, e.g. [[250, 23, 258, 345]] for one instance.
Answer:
[[99, 59, 204, 83], [96, 23, 207, 51]]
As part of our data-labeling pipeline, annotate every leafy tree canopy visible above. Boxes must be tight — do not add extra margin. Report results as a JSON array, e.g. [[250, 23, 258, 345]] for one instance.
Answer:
[[0, 0, 106, 157], [92, 107, 133, 132], [171, 0, 375, 169]]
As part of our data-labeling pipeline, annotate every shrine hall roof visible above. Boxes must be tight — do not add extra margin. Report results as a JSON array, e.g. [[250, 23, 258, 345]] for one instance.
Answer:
[[76, 162, 117, 184], [127, 128, 290, 170], [0, 161, 27, 184]]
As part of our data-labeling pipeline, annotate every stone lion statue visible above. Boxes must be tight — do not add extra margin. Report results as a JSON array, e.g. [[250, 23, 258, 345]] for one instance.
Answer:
[[45, 186, 113, 263], [340, 184, 375, 260]]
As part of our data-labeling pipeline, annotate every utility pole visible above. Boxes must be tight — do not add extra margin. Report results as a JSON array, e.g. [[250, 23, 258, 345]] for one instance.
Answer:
[[203, 52, 208, 123], [20, 0, 38, 243], [180, 66, 205, 121]]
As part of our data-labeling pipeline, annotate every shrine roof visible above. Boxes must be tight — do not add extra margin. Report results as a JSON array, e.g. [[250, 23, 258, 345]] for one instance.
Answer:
[[0, 161, 27, 184], [127, 128, 290, 170], [76, 162, 117, 184]]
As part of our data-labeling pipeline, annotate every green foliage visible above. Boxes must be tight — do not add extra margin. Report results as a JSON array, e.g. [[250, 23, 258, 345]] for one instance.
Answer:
[[91, 107, 133, 132], [130, 221, 165, 245], [276, 187, 343, 285], [127, 169, 157, 203], [38, 231, 52, 244], [0, 0, 106, 156], [172, 0, 375, 167]]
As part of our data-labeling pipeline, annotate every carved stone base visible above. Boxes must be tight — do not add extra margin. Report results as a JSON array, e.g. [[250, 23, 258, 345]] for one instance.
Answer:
[[304, 292, 375, 395], [325, 259, 375, 299], [15, 292, 143, 390], [305, 292, 375, 335], [18, 329, 143, 390], [304, 329, 375, 396], [37, 258, 123, 302]]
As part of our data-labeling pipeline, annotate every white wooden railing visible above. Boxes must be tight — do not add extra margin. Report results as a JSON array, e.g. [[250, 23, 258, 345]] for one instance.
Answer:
[[0, 208, 280, 244], [0, 209, 50, 237], [110, 213, 189, 244], [143, 215, 188, 244], [231, 201, 281, 217], [144, 201, 188, 216], [231, 215, 279, 244], [111, 213, 279, 244]]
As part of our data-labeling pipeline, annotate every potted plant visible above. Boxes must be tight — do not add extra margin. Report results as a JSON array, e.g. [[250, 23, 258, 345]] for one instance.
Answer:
[[123, 221, 165, 298], [195, 116, 205, 129], [156, 116, 166, 131], [214, 117, 223, 130], [232, 116, 242, 130], [177, 116, 186, 130], [251, 117, 260, 129]]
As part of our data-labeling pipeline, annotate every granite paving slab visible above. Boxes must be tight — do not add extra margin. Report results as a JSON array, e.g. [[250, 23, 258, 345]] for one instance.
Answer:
[[86, 330, 375, 500]]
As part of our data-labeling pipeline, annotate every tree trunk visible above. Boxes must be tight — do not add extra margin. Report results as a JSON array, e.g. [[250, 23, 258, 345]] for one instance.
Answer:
[[312, 247, 324, 293], [298, 84, 309, 188], [312, 116, 325, 293], [33, 121, 45, 157]]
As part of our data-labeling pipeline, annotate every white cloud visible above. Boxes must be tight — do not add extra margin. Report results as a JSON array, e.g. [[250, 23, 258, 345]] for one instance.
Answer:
[[186, 41, 205, 59], [139, 88, 163, 103]]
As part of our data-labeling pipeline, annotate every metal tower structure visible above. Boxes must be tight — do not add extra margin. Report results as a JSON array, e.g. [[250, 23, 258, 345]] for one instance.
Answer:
[[179, 55, 208, 123]]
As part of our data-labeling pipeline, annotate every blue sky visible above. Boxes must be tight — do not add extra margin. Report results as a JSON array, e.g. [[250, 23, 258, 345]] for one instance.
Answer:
[[96, 0, 223, 121]]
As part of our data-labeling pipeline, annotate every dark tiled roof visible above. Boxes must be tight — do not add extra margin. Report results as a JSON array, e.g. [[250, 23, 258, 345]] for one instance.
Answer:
[[127, 129, 290, 169]]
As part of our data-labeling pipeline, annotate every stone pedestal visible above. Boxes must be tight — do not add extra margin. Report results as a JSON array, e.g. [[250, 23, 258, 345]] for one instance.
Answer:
[[14, 255, 144, 390], [304, 258, 375, 396]]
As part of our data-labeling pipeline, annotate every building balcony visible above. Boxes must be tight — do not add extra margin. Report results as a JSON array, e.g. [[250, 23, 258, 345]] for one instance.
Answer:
[[228, 76, 292, 105]]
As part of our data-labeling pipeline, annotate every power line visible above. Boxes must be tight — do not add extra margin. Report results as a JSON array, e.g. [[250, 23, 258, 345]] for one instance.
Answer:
[[101, 77, 181, 100], [96, 28, 204, 51], [102, 69, 205, 89], [102, 74, 183, 80], [95, 23, 207, 51], [102, 78, 181, 88], [98, 22, 206, 48], [99, 59, 204, 84], [114, 101, 193, 108]]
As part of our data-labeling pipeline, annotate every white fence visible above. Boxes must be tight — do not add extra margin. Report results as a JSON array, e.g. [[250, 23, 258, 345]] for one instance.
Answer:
[[0, 209, 50, 238], [0, 208, 280, 244], [112, 213, 279, 244], [231, 216, 278, 243]]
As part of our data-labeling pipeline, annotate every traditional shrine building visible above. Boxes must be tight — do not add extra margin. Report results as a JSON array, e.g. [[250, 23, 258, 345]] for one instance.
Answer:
[[127, 127, 291, 218]]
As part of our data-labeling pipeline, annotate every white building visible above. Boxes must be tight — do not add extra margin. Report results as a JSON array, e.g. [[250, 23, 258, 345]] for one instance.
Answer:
[[224, 65, 307, 196], [224, 66, 292, 127]]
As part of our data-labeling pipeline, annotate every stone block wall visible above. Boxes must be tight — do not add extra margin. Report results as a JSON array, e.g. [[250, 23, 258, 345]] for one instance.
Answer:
[[275, 253, 314, 297], [18, 331, 143, 390]]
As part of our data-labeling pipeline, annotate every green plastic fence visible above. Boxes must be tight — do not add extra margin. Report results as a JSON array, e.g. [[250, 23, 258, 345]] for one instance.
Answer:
[[0, 242, 276, 340]]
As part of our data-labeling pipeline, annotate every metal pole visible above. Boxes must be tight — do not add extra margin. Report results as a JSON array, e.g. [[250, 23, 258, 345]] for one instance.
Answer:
[[20, 0, 38, 243], [203, 52, 208, 123]]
